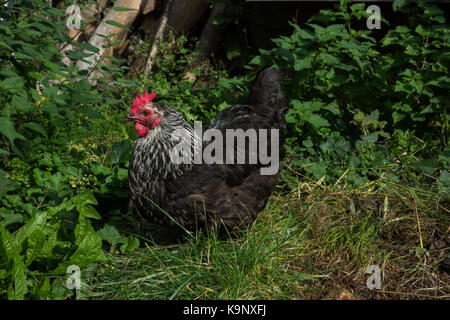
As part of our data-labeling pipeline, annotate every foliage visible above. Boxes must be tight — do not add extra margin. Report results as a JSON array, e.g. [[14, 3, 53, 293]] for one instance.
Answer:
[[0, 0, 132, 299], [0, 0, 249, 299], [0, 0, 448, 300], [249, 0, 449, 188]]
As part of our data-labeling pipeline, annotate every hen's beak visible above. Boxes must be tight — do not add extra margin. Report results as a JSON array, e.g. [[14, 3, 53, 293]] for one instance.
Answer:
[[123, 114, 136, 123]]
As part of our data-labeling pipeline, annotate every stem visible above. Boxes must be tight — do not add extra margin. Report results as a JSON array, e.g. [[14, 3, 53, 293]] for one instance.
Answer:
[[143, 0, 174, 78]]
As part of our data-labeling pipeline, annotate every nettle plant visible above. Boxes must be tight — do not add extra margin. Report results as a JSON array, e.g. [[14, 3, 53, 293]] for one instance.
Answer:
[[250, 0, 449, 187], [0, 0, 131, 299]]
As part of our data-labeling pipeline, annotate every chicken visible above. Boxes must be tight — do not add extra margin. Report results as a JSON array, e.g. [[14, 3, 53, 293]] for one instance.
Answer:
[[124, 67, 288, 230]]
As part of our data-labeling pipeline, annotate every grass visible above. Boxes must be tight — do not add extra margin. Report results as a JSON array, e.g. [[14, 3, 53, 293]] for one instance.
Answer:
[[68, 173, 450, 300]]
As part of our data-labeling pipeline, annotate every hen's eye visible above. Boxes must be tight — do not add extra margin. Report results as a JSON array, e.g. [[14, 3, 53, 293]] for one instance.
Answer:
[[142, 110, 150, 116]]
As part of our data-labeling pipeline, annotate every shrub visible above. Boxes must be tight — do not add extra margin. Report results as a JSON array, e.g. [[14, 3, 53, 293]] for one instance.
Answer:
[[249, 0, 449, 187]]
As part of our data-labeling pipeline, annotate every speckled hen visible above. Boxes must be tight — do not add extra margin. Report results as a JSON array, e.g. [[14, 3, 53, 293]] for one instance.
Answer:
[[124, 68, 288, 230]]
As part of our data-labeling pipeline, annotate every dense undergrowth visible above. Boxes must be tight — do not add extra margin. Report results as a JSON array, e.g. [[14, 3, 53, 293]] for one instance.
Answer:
[[0, 0, 448, 299]]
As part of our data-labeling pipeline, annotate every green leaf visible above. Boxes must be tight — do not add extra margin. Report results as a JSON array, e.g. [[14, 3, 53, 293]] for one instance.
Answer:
[[323, 101, 341, 115], [392, 111, 406, 123], [0, 41, 12, 50], [4, 194, 22, 207], [10, 255, 28, 300], [294, 57, 312, 71], [105, 20, 131, 32], [112, 6, 138, 12], [111, 139, 132, 164], [97, 224, 122, 245], [76, 42, 100, 54], [120, 237, 140, 254], [73, 192, 98, 207], [0, 225, 28, 299], [0, 170, 15, 197], [12, 95, 33, 112], [24, 122, 47, 138], [0, 117, 26, 147], [437, 170, 450, 194], [348, 156, 361, 168], [319, 53, 340, 65], [78, 204, 101, 220], [249, 55, 262, 65], [79, 106, 105, 120], [53, 232, 102, 274], [304, 162, 327, 180], [25, 229, 47, 266], [14, 211, 50, 248], [0, 210, 24, 227], [74, 215, 95, 246], [48, 172, 67, 192], [0, 22, 12, 35], [307, 114, 330, 128], [412, 159, 435, 175], [393, 0, 408, 12], [0, 76, 24, 91], [296, 28, 314, 40], [0, 223, 16, 257]]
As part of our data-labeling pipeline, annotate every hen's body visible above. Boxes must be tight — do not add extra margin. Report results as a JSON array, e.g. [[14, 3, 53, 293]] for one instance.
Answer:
[[128, 68, 288, 229]]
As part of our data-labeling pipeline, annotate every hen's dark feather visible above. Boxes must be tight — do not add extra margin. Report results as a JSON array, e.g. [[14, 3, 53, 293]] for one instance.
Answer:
[[128, 67, 288, 230]]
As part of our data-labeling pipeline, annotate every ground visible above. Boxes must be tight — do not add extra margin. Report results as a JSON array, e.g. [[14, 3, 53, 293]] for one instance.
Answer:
[[74, 175, 449, 300]]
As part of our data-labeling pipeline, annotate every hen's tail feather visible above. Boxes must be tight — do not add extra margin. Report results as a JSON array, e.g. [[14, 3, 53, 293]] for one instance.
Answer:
[[248, 67, 289, 156], [248, 67, 286, 109]]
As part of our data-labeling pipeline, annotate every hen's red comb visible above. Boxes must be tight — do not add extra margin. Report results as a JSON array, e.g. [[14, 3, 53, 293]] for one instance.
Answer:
[[131, 90, 156, 112]]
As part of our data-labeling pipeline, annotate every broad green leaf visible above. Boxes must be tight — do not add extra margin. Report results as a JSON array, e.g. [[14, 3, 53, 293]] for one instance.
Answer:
[[24, 122, 47, 137], [0, 117, 26, 146], [48, 172, 67, 192], [0, 224, 16, 257], [0, 41, 12, 50], [14, 211, 49, 248], [294, 57, 312, 71], [0, 211, 24, 227], [78, 204, 101, 220], [25, 229, 47, 266], [97, 224, 122, 245], [73, 192, 98, 207], [0, 76, 23, 91], [319, 53, 340, 65], [53, 232, 102, 274], [307, 114, 330, 128], [10, 255, 28, 300], [0, 169, 15, 196]]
